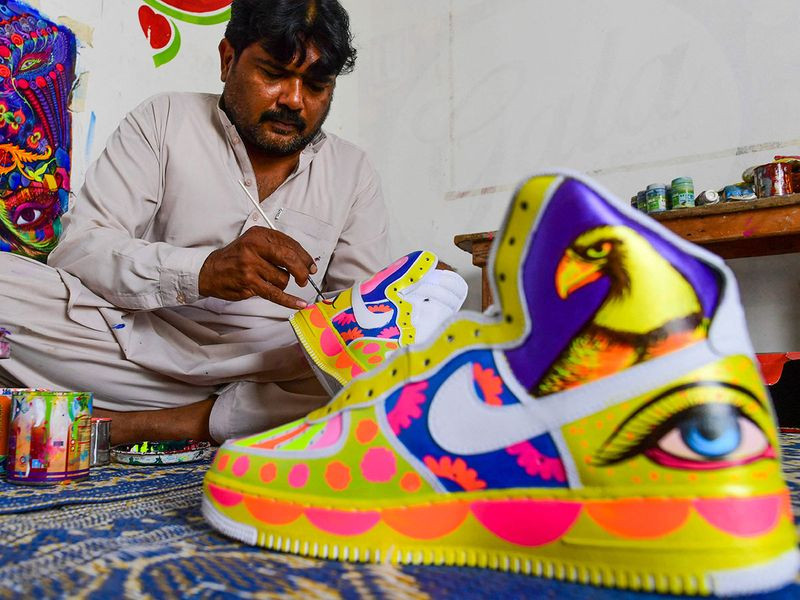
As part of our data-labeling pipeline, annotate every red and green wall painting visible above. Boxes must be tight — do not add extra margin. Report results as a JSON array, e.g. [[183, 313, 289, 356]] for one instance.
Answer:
[[138, 1, 232, 68]]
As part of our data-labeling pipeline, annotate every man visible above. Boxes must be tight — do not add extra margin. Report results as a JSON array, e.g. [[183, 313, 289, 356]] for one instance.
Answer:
[[0, 0, 390, 443]]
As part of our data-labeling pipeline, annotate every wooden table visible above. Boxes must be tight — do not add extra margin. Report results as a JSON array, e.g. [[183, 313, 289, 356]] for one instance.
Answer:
[[455, 194, 800, 309]]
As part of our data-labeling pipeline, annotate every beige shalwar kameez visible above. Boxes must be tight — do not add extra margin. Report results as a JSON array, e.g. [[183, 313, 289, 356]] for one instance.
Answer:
[[0, 92, 391, 441]]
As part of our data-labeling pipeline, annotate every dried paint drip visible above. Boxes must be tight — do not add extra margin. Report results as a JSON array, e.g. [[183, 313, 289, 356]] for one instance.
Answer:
[[6, 390, 92, 485]]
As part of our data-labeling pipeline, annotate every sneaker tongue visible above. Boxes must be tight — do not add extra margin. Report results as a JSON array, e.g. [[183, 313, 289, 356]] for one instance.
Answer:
[[399, 269, 468, 345]]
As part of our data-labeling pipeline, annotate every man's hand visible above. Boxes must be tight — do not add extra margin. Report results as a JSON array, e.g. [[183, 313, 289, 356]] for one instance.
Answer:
[[199, 226, 317, 309]]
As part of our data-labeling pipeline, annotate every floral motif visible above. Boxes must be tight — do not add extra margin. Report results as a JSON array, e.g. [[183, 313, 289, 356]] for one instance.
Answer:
[[332, 312, 356, 326], [340, 327, 363, 342], [378, 326, 400, 339], [423, 455, 487, 491], [368, 304, 392, 313], [387, 382, 428, 434], [506, 441, 567, 482], [473, 364, 503, 406]]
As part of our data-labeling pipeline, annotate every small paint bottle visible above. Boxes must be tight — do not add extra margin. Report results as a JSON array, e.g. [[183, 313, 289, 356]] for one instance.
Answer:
[[670, 177, 695, 209], [646, 183, 667, 213]]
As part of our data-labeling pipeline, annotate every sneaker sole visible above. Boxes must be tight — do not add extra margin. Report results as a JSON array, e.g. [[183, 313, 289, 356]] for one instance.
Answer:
[[202, 480, 798, 596]]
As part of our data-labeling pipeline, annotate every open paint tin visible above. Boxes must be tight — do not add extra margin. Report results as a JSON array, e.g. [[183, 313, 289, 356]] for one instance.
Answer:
[[111, 440, 211, 465], [6, 390, 93, 485]]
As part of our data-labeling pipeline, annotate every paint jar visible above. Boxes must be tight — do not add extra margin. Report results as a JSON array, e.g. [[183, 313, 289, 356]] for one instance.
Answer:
[[646, 183, 667, 213], [670, 177, 695, 209], [695, 190, 720, 206], [753, 162, 793, 198], [722, 183, 757, 202], [90, 418, 111, 467], [636, 190, 647, 212], [6, 390, 92, 485]]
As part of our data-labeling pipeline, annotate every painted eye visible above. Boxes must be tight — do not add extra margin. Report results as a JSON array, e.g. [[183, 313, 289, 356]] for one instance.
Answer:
[[13, 205, 42, 226], [584, 241, 612, 259], [593, 382, 775, 471], [648, 404, 769, 467], [18, 57, 42, 72]]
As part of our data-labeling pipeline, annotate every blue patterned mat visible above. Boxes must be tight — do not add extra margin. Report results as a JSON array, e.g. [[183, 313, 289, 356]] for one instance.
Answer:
[[0, 457, 213, 514], [0, 437, 798, 599]]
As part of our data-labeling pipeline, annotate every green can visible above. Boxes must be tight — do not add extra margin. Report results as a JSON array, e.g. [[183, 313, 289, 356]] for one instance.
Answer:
[[671, 177, 695, 209], [646, 183, 667, 213]]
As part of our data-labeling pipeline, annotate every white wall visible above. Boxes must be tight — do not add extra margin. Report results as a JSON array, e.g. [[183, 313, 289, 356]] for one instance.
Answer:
[[35, 0, 800, 351]]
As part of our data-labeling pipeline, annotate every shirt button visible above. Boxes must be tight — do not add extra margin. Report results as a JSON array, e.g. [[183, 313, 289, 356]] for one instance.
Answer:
[[232, 137, 240, 145], [251, 214, 259, 222], [244, 179, 253, 186]]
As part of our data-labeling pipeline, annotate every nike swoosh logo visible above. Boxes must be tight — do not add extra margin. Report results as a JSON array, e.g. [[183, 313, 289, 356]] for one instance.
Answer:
[[428, 341, 723, 456], [351, 285, 393, 330]]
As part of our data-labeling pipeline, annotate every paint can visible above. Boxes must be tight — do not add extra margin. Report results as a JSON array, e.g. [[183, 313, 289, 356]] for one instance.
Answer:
[[695, 190, 720, 206], [646, 183, 667, 213], [722, 183, 757, 202], [90, 418, 111, 467], [670, 177, 695, 209], [6, 390, 93, 485], [753, 162, 793, 198]]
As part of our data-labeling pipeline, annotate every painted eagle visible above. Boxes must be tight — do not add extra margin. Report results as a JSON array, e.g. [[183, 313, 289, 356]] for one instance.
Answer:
[[532, 225, 708, 396]]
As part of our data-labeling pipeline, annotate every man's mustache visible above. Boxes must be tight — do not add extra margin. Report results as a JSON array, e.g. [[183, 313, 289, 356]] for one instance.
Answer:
[[260, 109, 305, 131]]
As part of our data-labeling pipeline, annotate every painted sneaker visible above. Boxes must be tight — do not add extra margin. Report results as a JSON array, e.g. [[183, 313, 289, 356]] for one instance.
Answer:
[[203, 171, 798, 596], [289, 251, 468, 395]]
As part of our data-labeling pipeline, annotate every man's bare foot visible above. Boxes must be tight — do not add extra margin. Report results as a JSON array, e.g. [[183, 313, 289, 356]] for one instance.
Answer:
[[94, 397, 216, 446]]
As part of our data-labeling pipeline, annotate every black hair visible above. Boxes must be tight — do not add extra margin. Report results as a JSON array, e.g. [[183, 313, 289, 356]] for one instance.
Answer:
[[225, 0, 356, 77]]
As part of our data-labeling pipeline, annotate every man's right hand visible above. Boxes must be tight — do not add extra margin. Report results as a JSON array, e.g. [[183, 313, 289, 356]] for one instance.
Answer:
[[198, 226, 317, 309]]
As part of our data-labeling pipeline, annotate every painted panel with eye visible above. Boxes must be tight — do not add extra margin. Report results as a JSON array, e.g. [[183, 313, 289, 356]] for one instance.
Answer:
[[593, 382, 775, 471]]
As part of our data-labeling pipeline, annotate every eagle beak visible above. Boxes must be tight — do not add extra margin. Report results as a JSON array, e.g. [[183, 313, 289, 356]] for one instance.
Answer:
[[555, 249, 604, 299]]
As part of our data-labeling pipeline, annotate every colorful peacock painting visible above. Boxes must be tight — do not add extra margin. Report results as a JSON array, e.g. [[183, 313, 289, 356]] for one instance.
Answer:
[[0, 0, 76, 262], [137, 1, 231, 67]]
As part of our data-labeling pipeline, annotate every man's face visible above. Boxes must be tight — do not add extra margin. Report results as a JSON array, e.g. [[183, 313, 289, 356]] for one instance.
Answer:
[[0, 1, 75, 261], [219, 39, 335, 157]]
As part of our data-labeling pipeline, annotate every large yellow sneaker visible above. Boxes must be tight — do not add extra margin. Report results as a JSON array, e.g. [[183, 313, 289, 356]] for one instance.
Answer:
[[203, 171, 798, 596]]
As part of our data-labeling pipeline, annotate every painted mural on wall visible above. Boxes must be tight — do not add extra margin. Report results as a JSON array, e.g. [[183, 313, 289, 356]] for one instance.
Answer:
[[138, 1, 232, 68], [0, 0, 76, 262]]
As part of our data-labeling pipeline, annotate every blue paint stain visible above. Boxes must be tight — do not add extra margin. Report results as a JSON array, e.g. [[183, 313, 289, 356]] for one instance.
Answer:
[[85, 111, 96, 165], [112, 324, 125, 330]]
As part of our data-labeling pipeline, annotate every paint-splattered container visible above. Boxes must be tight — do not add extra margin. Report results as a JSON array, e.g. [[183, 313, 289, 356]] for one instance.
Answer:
[[753, 162, 793, 198], [6, 391, 92, 484]]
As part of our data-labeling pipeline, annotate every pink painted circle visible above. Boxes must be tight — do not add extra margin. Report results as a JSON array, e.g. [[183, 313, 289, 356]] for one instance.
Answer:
[[360, 447, 397, 483], [288, 463, 310, 488], [362, 343, 380, 355], [231, 455, 250, 477], [320, 329, 342, 357]]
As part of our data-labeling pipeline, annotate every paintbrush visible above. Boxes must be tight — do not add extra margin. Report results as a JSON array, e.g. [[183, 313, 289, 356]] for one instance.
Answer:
[[239, 180, 323, 302]]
